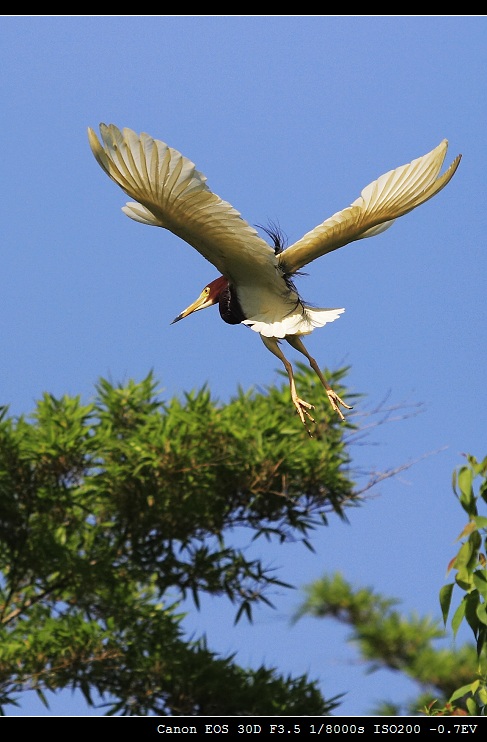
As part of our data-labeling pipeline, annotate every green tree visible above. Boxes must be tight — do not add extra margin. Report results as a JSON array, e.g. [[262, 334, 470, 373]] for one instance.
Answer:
[[0, 366, 367, 716], [438, 454, 487, 715], [293, 456, 487, 716]]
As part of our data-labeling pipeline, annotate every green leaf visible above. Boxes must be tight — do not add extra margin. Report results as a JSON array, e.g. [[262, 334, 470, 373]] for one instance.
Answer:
[[451, 599, 466, 637], [455, 540, 474, 569], [54, 526, 67, 546], [458, 466, 473, 498], [35, 688, 49, 708], [455, 567, 474, 591], [476, 625, 487, 657], [234, 601, 252, 625], [478, 685, 487, 705], [464, 591, 481, 635], [458, 466, 477, 517], [449, 682, 476, 703], [466, 696, 479, 715], [473, 570, 487, 598], [476, 601, 487, 627], [439, 583, 454, 626]]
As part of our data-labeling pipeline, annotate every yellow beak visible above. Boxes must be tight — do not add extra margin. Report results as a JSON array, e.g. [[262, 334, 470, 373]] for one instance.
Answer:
[[171, 286, 213, 324]]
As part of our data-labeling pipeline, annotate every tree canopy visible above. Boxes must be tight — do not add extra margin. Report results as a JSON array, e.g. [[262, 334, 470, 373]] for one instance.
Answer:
[[0, 366, 361, 715]]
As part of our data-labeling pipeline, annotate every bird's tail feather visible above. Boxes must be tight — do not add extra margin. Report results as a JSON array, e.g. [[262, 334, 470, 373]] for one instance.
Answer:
[[244, 306, 344, 338]]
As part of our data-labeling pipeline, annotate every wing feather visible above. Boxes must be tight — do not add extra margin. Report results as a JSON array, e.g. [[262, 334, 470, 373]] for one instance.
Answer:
[[278, 140, 461, 275], [88, 124, 275, 284]]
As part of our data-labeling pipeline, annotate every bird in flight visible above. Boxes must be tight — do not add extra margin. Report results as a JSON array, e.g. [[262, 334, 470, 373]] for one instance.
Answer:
[[88, 124, 461, 432]]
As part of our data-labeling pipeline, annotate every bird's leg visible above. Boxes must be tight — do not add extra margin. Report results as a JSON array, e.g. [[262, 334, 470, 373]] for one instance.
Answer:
[[285, 335, 352, 422], [260, 336, 316, 430]]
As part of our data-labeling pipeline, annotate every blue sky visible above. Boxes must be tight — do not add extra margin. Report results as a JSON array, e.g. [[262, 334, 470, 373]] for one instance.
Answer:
[[1, 15, 486, 716]]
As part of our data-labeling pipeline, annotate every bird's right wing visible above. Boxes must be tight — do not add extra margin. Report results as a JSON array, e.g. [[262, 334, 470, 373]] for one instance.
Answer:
[[88, 124, 276, 284], [278, 140, 461, 276]]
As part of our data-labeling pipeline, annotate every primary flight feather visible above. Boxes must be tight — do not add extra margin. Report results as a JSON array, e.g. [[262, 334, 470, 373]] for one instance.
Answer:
[[88, 124, 461, 431]]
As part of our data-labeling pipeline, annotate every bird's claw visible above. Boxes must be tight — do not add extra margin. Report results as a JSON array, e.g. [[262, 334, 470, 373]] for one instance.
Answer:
[[293, 390, 351, 435], [326, 389, 353, 421], [292, 396, 316, 427]]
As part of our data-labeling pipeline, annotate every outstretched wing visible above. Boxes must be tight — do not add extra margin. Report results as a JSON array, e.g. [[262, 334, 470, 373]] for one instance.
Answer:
[[88, 124, 276, 284], [278, 140, 461, 276]]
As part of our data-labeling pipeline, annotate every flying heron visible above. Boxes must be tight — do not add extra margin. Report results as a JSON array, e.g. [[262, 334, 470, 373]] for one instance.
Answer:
[[88, 124, 461, 431]]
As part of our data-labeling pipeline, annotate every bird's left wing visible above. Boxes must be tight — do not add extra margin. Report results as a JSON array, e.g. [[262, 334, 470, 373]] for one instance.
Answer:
[[88, 124, 275, 283], [278, 139, 461, 276]]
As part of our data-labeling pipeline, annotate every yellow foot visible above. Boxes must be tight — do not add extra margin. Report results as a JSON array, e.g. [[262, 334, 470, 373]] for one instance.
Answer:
[[292, 396, 316, 428], [326, 389, 353, 421]]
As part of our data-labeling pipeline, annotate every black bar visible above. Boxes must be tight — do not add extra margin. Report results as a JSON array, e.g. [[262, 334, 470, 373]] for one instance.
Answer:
[[0, 715, 486, 734]]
